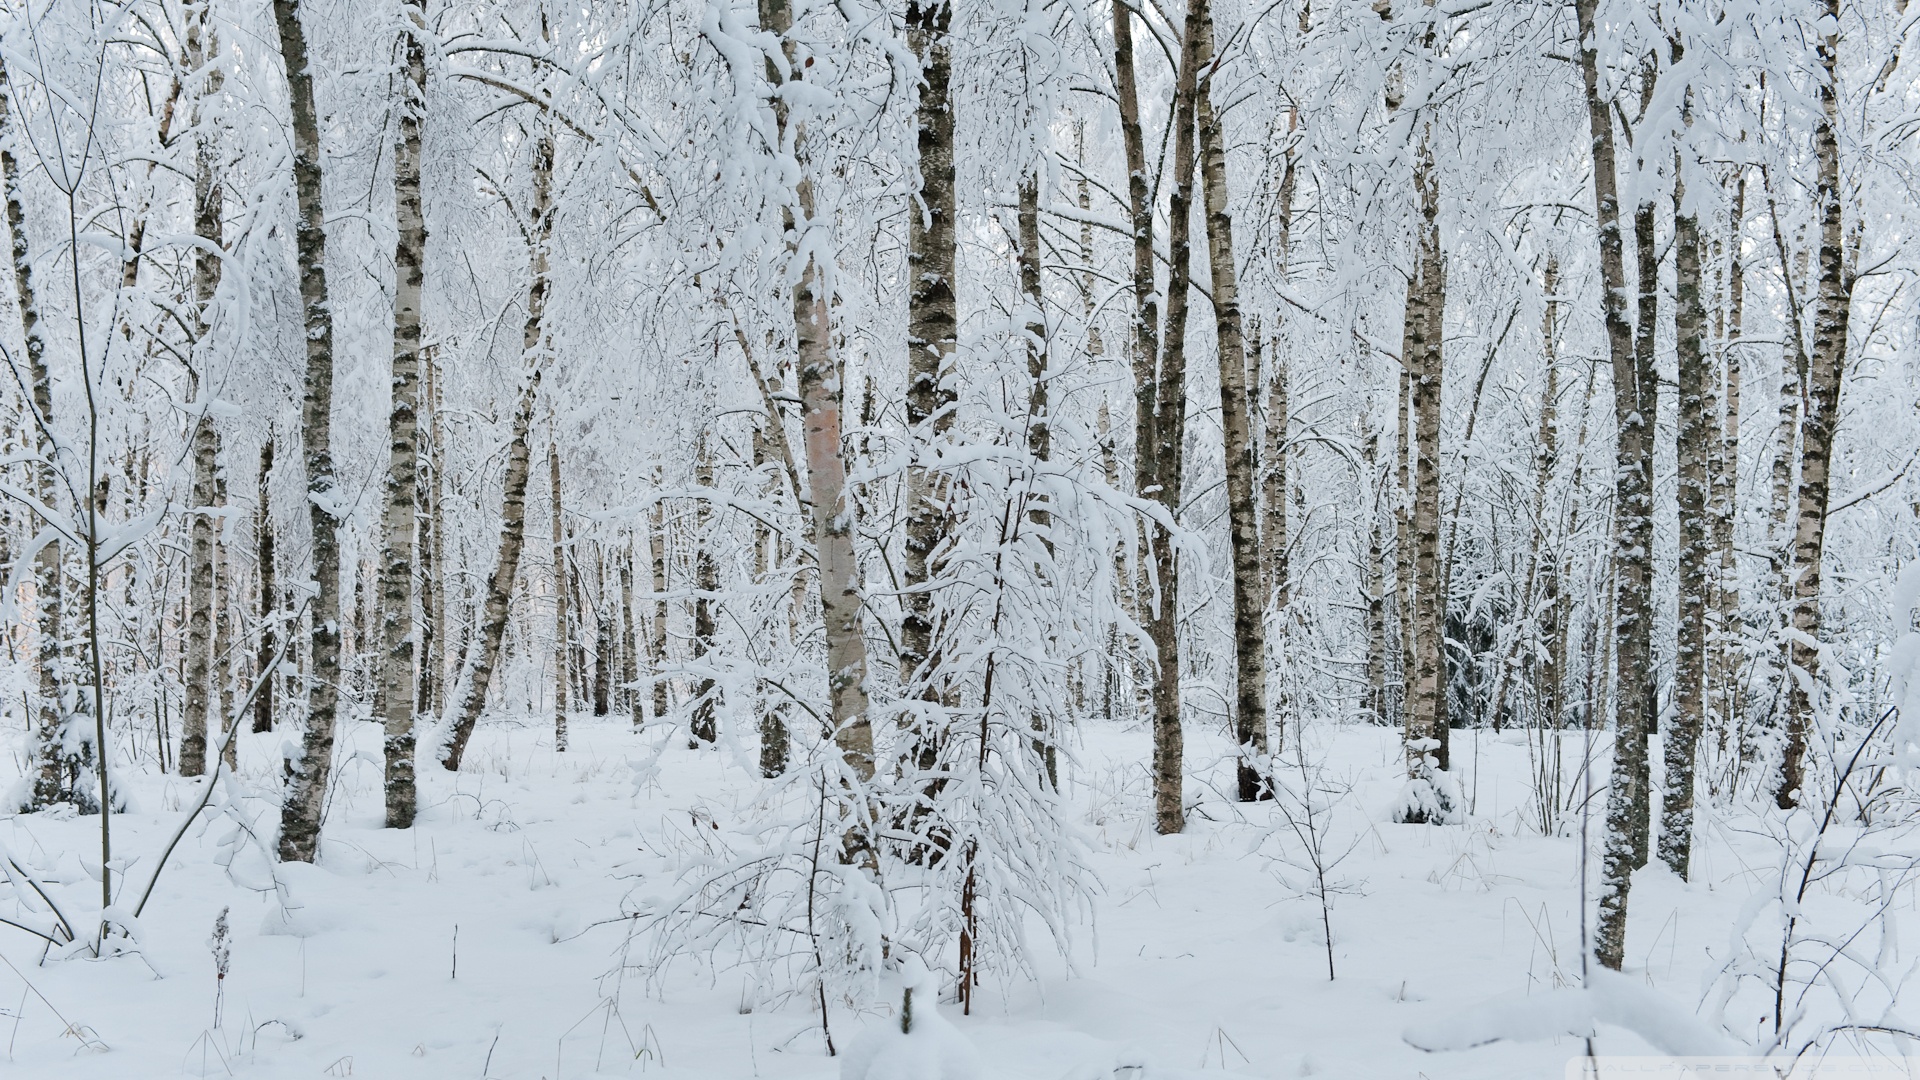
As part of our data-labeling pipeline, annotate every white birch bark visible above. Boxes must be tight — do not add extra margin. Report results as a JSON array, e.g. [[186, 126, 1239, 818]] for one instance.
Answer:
[[649, 494, 670, 723], [1400, 125, 1450, 805], [902, 0, 956, 730], [550, 437, 567, 752], [1778, 5, 1852, 808], [1194, 2, 1269, 799], [377, 0, 428, 828], [1576, 0, 1654, 970], [690, 437, 718, 745], [757, 0, 872, 803], [1664, 121, 1710, 877], [274, 0, 348, 863], [253, 434, 277, 734], [1709, 177, 1744, 756], [620, 539, 639, 728]]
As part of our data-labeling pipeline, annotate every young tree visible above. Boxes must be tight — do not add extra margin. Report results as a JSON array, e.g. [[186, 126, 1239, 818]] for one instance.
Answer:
[[442, 85, 557, 772]]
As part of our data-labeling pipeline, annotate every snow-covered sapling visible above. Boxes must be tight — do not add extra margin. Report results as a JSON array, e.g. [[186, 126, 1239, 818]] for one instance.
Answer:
[[209, 906, 231, 1029], [1267, 733, 1363, 980]]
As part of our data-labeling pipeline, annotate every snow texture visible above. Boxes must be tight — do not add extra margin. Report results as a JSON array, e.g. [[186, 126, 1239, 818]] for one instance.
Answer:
[[1403, 966, 1743, 1056], [839, 957, 985, 1080]]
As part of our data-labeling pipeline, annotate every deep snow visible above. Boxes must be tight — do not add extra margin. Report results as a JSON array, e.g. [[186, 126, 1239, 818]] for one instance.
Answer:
[[0, 711, 1778, 1078]]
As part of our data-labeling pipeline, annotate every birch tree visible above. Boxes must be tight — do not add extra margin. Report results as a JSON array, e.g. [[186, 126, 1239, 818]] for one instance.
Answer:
[[1575, 0, 1653, 971], [1775, 0, 1853, 810], [442, 76, 557, 772], [275, 0, 348, 864], [1397, 94, 1450, 821], [1663, 71, 1709, 878], [1193, 0, 1269, 802], [377, 0, 429, 828], [902, 0, 956, 724]]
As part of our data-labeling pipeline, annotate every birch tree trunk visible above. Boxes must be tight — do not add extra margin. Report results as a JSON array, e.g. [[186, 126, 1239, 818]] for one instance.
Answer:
[[377, 0, 428, 828], [216, 476, 236, 773], [1113, 0, 1158, 743], [183, 412, 218, 779], [442, 107, 556, 772], [757, 0, 873, 797], [1762, 175, 1805, 784], [1019, 171, 1049, 503], [1778, 5, 1852, 808], [799, 233, 873, 789], [649, 495, 670, 722], [1557, 369, 1598, 739], [1664, 133, 1709, 878], [568, 556, 587, 706], [254, 435, 277, 733], [275, 0, 347, 863], [1113, 0, 1158, 486], [1267, 104, 1299, 735], [1531, 270, 1564, 734], [442, 372, 541, 771], [751, 424, 788, 774], [1626, 69, 1661, 869], [1261, 338, 1288, 616], [1018, 170, 1058, 789], [1194, 3, 1269, 801], [1396, 367, 1413, 725], [1710, 176, 1745, 756], [549, 438, 568, 752], [417, 348, 442, 720], [593, 545, 612, 717], [1576, 0, 1654, 971], [1366, 423, 1389, 724], [1133, 0, 1204, 835], [1399, 124, 1450, 811], [1767, 328, 1798, 608], [356, 565, 373, 708], [621, 540, 640, 728], [902, 0, 956, 718], [181, 6, 228, 780], [690, 438, 718, 745]]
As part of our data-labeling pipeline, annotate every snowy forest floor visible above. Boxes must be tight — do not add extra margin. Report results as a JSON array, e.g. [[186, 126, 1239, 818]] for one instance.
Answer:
[[1, 712, 1767, 1079]]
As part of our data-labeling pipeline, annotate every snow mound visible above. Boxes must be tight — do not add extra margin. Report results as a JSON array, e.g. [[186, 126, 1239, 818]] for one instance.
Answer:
[[840, 957, 985, 1080], [1401, 967, 1743, 1057]]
